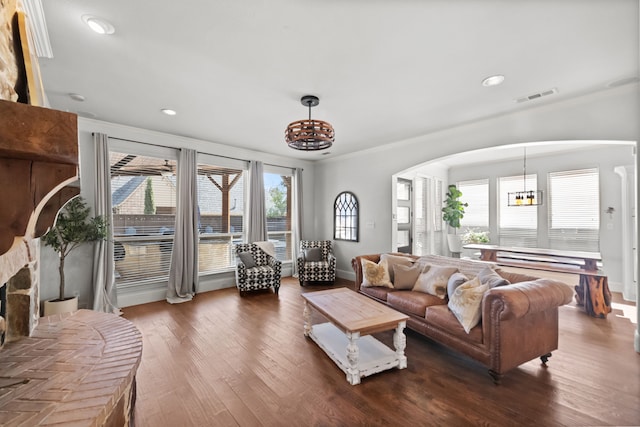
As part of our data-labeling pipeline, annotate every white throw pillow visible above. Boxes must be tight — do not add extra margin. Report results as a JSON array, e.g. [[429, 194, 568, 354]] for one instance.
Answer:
[[447, 276, 490, 333], [361, 258, 393, 288], [412, 266, 458, 299]]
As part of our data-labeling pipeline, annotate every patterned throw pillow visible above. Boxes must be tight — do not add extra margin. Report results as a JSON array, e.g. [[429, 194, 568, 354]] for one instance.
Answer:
[[412, 266, 458, 298], [448, 277, 490, 333], [361, 258, 393, 288], [393, 263, 423, 290]]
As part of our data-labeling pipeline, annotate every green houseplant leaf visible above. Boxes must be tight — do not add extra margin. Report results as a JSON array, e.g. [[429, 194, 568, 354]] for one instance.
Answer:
[[42, 196, 108, 301], [442, 185, 468, 232]]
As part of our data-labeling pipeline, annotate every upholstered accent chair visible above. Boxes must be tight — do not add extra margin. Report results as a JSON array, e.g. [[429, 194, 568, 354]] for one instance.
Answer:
[[297, 240, 336, 286], [234, 242, 282, 295]]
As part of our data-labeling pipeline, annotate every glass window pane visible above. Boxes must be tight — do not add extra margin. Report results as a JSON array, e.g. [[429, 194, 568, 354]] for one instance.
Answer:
[[197, 164, 245, 273], [110, 152, 177, 286], [334, 192, 359, 242], [265, 172, 292, 261]]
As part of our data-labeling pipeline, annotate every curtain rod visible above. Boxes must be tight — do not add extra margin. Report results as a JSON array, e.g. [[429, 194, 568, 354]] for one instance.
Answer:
[[101, 135, 301, 171]]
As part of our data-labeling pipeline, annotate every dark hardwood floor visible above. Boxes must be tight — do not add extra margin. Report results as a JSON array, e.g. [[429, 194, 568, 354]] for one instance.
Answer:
[[122, 277, 640, 427]]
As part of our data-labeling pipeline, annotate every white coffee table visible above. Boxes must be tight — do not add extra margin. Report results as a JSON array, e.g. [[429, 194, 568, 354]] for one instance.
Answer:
[[301, 288, 408, 385]]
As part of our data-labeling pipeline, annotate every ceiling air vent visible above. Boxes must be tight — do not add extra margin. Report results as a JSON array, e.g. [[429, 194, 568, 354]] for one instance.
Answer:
[[515, 88, 558, 103]]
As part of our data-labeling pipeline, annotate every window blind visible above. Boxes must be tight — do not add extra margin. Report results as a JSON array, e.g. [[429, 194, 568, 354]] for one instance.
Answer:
[[458, 179, 489, 231], [548, 168, 599, 251], [498, 174, 538, 247], [110, 152, 178, 287], [197, 163, 245, 274]]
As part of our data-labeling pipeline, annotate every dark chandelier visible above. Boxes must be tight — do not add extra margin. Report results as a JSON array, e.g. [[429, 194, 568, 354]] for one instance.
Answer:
[[285, 95, 335, 151]]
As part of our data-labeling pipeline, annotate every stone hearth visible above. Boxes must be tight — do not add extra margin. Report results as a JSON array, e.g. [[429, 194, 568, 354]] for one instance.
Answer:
[[0, 310, 142, 426]]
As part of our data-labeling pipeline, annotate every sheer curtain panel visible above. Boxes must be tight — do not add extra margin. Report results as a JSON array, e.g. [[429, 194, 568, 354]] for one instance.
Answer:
[[292, 168, 304, 275], [92, 133, 120, 314], [247, 160, 268, 243], [166, 148, 199, 303]]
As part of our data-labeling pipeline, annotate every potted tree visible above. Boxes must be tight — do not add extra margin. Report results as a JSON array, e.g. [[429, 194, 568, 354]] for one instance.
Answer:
[[442, 184, 468, 254], [42, 196, 108, 315]]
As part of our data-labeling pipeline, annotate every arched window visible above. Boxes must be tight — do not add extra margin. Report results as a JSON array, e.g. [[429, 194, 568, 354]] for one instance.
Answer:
[[334, 192, 359, 242]]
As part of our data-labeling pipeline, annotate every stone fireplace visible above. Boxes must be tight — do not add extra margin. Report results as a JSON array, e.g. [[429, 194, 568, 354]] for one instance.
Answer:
[[0, 99, 79, 348]]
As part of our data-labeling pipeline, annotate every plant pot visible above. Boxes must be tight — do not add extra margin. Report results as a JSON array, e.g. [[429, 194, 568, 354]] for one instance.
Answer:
[[43, 296, 78, 316], [447, 234, 463, 253]]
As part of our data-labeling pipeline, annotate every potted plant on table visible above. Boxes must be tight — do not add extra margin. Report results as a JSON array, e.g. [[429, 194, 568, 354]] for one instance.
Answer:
[[42, 196, 108, 315], [442, 184, 468, 254]]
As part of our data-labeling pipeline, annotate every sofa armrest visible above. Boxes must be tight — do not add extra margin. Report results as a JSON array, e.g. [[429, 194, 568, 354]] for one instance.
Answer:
[[351, 254, 382, 291], [483, 279, 574, 322]]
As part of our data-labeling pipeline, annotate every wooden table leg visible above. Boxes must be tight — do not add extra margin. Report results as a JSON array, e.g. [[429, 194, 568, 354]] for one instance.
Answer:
[[346, 331, 361, 385], [393, 321, 407, 369], [575, 274, 612, 318]]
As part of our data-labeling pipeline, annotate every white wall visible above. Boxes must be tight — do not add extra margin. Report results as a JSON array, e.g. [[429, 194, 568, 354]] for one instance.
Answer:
[[316, 84, 639, 279], [40, 119, 316, 308]]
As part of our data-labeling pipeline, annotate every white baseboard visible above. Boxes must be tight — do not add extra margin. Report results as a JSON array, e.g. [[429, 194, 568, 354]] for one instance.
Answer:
[[336, 268, 355, 281], [117, 264, 294, 308]]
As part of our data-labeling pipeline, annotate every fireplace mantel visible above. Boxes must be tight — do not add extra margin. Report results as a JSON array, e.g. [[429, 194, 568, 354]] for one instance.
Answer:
[[0, 99, 79, 256]]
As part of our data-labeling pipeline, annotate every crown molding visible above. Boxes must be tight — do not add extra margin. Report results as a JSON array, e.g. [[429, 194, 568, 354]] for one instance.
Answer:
[[21, 0, 53, 58]]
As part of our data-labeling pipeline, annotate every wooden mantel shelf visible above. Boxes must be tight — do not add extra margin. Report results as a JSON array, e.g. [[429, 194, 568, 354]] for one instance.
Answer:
[[0, 99, 79, 255], [0, 310, 143, 426]]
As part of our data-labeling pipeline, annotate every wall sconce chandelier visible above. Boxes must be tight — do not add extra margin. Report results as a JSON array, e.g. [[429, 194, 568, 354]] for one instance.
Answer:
[[285, 95, 334, 151], [508, 147, 543, 206]]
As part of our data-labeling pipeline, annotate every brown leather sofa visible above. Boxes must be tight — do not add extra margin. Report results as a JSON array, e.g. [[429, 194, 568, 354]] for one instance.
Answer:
[[351, 253, 574, 383]]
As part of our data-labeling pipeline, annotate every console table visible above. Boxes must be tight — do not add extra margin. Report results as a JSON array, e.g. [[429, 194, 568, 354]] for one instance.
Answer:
[[463, 244, 611, 318], [0, 310, 142, 426]]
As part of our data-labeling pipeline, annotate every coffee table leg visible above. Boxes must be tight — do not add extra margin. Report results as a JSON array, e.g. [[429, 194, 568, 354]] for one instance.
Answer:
[[346, 331, 361, 385], [303, 301, 311, 337], [394, 321, 407, 369]]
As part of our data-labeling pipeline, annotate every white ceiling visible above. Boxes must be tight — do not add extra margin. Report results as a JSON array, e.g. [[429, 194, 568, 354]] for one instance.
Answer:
[[38, 1, 639, 161]]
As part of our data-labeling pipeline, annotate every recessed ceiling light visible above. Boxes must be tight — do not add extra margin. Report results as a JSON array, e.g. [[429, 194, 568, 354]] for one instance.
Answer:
[[69, 93, 85, 102], [161, 109, 177, 116], [77, 111, 97, 119], [82, 15, 115, 35], [482, 75, 505, 87]]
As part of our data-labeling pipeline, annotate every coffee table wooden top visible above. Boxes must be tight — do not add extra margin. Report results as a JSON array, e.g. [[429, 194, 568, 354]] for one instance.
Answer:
[[301, 288, 408, 336]]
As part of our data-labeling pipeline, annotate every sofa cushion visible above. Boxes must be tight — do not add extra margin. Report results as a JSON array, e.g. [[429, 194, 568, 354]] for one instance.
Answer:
[[360, 286, 396, 301], [238, 252, 256, 269], [380, 253, 414, 283], [413, 266, 458, 299], [361, 258, 393, 288], [424, 305, 484, 345], [304, 247, 322, 262], [447, 272, 469, 298], [393, 263, 423, 290], [387, 291, 447, 318], [477, 266, 510, 288], [448, 277, 490, 334]]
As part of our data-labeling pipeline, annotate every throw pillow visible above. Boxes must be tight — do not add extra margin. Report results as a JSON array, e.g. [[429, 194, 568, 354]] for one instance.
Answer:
[[447, 272, 469, 297], [380, 253, 414, 283], [304, 247, 323, 262], [412, 266, 458, 298], [448, 277, 490, 334], [477, 266, 510, 288], [238, 252, 256, 269], [393, 263, 422, 290], [361, 258, 393, 288]]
